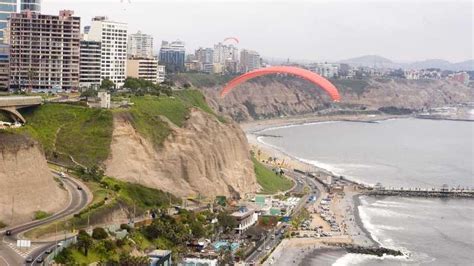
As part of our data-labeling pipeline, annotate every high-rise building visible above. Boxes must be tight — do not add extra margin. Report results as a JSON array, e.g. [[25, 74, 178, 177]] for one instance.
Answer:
[[159, 40, 185, 72], [87, 16, 128, 87], [213, 43, 238, 64], [0, 0, 17, 43], [0, 44, 9, 90], [126, 57, 164, 84], [7, 10, 80, 91], [79, 40, 101, 89], [128, 31, 154, 59], [20, 0, 41, 13], [240, 49, 261, 73], [195, 47, 213, 65]]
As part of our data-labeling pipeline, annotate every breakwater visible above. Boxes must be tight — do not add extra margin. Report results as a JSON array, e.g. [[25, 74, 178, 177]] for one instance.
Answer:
[[365, 188, 474, 198]]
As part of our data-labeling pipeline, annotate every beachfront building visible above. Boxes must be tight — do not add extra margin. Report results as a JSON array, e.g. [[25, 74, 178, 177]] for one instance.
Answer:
[[87, 16, 128, 87], [7, 10, 81, 91], [181, 257, 218, 266], [231, 207, 258, 234]]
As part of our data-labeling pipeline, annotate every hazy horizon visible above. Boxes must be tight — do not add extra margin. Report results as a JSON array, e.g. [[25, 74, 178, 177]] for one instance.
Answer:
[[44, 0, 473, 62]]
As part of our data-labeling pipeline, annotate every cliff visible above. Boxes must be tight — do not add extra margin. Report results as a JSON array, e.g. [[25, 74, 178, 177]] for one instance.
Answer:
[[105, 108, 258, 199], [178, 74, 472, 122], [0, 133, 68, 225]]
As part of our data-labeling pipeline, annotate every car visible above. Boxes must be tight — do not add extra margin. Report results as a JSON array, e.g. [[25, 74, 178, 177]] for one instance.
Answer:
[[5, 230, 11, 236], [257, 247, 263, 252], [36, 256, 44, 263], [25, 256, 33, 263], [77, 186, 83, 190], [45, 247, 54, 254], [266, 246, 270, 251]]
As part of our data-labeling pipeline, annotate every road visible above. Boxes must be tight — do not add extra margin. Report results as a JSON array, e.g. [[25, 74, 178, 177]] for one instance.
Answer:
[[0, 174, 89, 265], [245, 171, 322, 264]]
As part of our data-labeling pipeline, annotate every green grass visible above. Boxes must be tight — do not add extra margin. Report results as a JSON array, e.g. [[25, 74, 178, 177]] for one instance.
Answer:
[[174, 73, 235, 87], [34, 211, 52, 220], [128, 90, 224, 147], [253, 157, 293, 194], [14, 103, 113, 167], [70, 249, 102, 264]]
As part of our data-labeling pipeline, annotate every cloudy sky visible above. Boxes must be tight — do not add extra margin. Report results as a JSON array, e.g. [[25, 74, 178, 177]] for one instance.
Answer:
[[44, 0, 472, 62]]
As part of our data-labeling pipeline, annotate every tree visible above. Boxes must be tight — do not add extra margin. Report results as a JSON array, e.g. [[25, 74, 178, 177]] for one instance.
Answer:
[[81, 88, 98, 100], [54, 247, 74, 264], [118, 253, 150, 265], [100, 79, 115, 91], [92, 227, 108, 240], [77, 230, 93, 256], [217, 211, 237, 234]]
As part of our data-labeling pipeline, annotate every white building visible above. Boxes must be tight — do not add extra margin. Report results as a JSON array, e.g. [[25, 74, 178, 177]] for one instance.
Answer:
[[98, 91, 110, 109], [157, 65, 165, 83], [308, 63, 339, 78], [128, 31, 154, 59], [231, 208, 258, 234], [87, 16, 128, 87], [240, 49, 261, 73]]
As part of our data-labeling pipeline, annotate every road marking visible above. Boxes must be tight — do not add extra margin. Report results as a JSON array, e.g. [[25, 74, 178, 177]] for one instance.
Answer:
[[0, 255, 10, 266]]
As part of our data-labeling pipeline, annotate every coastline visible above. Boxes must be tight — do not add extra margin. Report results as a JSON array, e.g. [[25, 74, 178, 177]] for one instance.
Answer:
[[244, 113, 398, 264]]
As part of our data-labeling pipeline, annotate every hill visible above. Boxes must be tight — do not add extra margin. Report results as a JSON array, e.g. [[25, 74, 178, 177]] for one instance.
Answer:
[[339, 55, 396, 68]]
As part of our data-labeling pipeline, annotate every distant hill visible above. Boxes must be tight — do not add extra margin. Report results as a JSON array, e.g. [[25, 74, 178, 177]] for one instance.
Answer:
[[339, 55, 474, 71], [339, 55, 397, 68]]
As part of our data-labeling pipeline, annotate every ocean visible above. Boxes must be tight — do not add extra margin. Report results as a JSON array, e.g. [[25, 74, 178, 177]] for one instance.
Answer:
[[258, 118, 474, 265]]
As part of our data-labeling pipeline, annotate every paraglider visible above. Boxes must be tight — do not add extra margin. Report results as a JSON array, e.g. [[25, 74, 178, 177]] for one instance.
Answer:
[[223, 37, 239, 44], [220, 66, 341, 102]]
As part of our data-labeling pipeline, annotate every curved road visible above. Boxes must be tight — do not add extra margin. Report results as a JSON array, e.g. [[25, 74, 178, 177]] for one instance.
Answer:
[[0, 174, 89, 265]]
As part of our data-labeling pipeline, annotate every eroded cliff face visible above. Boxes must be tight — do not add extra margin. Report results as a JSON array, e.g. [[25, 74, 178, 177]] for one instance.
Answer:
[[0, 134, 68, 224], [105, 109, 258, 198], [199, 77, 472, 122]]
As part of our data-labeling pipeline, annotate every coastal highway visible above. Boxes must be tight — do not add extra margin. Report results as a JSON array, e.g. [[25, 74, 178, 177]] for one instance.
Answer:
[[246, 173, 321, 264], [0, 173, 89, 265]]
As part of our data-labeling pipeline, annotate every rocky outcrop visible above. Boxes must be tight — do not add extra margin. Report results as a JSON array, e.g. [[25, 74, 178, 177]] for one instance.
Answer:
[[0, 133, 68, 225], [198, 77, 473, 122], [105, 109, 258, 199]]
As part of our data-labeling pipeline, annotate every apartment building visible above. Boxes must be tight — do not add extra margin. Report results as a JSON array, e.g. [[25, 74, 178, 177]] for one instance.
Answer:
[[127, 57, 165, 84], [79, 40, 101, 89], [0, 0, 17, 43], [87, 16, 128, 87], [128, 31, 153, 59], [7, 10, 80, 91]]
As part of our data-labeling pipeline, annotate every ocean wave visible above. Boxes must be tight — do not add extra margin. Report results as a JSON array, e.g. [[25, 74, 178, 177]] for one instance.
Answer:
[[332, 252, 410, 266], [256, 120, 339, 133]]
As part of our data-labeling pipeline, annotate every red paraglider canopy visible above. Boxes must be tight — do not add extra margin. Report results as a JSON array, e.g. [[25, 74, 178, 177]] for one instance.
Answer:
[[223, 37, 239, 44], [220, 66, 341, 102]]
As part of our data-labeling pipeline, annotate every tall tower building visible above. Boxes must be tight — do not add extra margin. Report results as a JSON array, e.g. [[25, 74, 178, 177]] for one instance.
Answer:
[[128, 31, 153, 59], [0, 0, 17, 43], [159, 40, 185, 73], [240, 49, 261, 73], [79, 40, 101, 89], [8, 10, 80, 91], [87, 16, 128, 87], [20, 0, 41, 13]]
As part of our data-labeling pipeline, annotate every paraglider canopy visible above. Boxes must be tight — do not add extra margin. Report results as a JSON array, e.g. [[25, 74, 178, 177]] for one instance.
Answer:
[[223, 37, 239, 44], [220, 66, 341, 102]]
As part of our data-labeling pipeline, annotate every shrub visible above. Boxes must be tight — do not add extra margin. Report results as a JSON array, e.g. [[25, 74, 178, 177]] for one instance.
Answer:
[[92, 227, 108, 240]]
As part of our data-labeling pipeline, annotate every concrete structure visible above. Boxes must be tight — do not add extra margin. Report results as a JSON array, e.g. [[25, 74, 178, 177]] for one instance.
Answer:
[[128, 30, 153, 59], [240, 49, 261, 73], [126, 57, 162, 84], [181, 257, 218, 266], [98, 91, 110, 109], [87, 16, 128, 87], [159, 40, 185, 72], [231, 207, 258, 234], [7, 10, 80, 91], [0, 44, 8, 90], [79, 40, 101, 89], [0, 96, 42, 123], [148, 249, 172, 266], [20, 0, 41, 13], [0, 0, 16, 43]]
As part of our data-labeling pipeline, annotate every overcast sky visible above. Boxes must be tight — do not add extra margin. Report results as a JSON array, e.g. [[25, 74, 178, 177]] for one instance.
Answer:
[[44, 0, 473, 62]]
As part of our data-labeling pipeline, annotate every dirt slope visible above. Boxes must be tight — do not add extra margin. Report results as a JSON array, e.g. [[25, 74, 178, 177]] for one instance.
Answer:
[[105, 109, 258, 199], [0, 134, 68, 225]]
